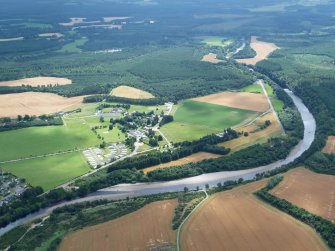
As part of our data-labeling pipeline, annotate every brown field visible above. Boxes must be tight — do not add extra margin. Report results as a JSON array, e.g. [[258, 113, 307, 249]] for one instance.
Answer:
[[59, 199, 177, 251], [0, 37, 24, 42], [38, 33, 63, 38], [192, 91, 269, 112], [237, 36, 279, 65], [220, 112, 282, 152], [103, 16, 129, 22], [181, 180, 328, 251], [143, 152, 221, 174], [271, 167, 335, 223], [322, 136, 335, 154], [0, 92, 84, 117], [201, 53, 225, 63], [111, 85, 154, 99], [0, 77, 72, 87]]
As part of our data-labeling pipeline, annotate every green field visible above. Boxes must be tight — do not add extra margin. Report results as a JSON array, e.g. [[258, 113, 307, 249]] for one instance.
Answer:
[[241, 84, 263, 94], [200, 36, 234, 47], [161, 100, 257, 142], [0, 121, 100, 161], [1, 152, 90, 190], [58, 37, 88, 53]]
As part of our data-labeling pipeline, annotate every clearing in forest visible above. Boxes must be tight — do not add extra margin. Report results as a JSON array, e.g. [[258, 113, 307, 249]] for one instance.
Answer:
[[192, 91, 269, 112], [181, 180, 328, 251], [322, 136, 335, 154], [111, 85, 154, 99], [271, 167, 335, 223], [0, 92, 83, 117], [0, 76, 72, 87], [59, 199, 177, 251], [237, 36, 279, 65], [201, 53, 225, 64], [143, 152, 221, 173]]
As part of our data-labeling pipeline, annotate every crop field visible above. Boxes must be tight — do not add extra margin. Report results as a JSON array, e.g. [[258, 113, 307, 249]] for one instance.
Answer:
[[0, 120, 99, 161], [322, 136, 335, 154], [181, 180, 328, 251], [237, 36, 279, 65], [0, 92, 84, 118], [0, 152, 90, 190], [174, 100, 257, 130], [201, 53, 225, 64], [111, 85, 154, 99], [192, 91, 269, 112], [199, 36, 234, 47], [0, 77, 71, 87], [271, 167, 335, 223], [143, 152, 222, 173], [59, 199, 177, 251], [220, 112, 282, 152]]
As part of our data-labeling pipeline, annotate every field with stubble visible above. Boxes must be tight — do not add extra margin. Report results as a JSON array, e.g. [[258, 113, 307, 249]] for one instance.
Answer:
[[323, 136, 335, 154], [111, 85, 154, 99], [0, 76, 72, 87], [181, 180, 327, 251], [271, 167, 335, 223], [59, 200, 177, 251]]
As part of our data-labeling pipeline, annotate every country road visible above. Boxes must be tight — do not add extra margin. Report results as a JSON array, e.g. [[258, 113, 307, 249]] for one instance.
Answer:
[[0, 88, 316, 236]]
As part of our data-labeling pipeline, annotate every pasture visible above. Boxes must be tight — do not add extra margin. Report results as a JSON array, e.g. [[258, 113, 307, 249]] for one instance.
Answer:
[[181, 180, 328, 251], [0, 76, 71, 87], [111, 85, 154, 99], [0, 92, 83, 118], [237, 36, 279, 65], [0, 152, 90, 191], [59, 200, 177, 251], [271, 167, 335, 223], [192, 91, 269, 112], [0, 120, 99, 161], [200, 36, 234, 47], [143, 152, 221, 173]]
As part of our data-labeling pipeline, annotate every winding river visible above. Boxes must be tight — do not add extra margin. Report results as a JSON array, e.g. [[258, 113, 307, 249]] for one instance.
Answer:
[[0, 89, 316, 236]]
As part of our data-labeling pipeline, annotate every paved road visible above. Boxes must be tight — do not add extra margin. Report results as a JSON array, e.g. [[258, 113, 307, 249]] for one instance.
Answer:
[[0, 89, 316, 236]]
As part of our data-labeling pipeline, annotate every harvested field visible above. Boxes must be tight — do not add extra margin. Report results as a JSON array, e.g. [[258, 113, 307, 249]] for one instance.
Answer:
[[271, 167, 335, 223], [322, 136, 335, 154], [192, 91, 269, 112], [181, 180, 328, 251], [237, 36, 279, 65], [0, 76, 72, 87], [111, 85, 154, 99], [0, 92, 83, 117], [0, 37, 24, 42], [73, 24, 122, 30], [103, 16, 129, 22], [143, 152, 221, 173], [38, 33, 63, 38], [59, 17, 99, 26], [201, 53, 225, 63], [60, 199, 177, 251], [220, 112, 282, 152]]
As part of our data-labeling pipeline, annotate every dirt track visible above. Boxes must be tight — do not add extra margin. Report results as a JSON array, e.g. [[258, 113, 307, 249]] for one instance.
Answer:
[[59, 200, 177, 251], [237, 36, 279, 65], [0, 77, 72, 87], [181, 180, 327, 251], [0, 92, 83, 117], [192, 91, 269, 112], [271, 167, 335, 223]]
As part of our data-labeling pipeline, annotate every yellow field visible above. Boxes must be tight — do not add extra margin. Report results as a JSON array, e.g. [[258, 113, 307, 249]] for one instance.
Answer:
[[0, 92, 84, 117], [192, 91, 269, 112], [0, 77, 72, 87], [181, 180, 328, 251], [271, 167, 335, 223], [111, 85, 154, 99], [237, 36, 279, 65], [201, 53, 225, 63], [143, 152, 221, 173], [60, 200, 177, 251]]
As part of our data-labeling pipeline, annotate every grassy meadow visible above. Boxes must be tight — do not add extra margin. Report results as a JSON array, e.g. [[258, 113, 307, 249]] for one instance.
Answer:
[[1, 152, 90, 190]]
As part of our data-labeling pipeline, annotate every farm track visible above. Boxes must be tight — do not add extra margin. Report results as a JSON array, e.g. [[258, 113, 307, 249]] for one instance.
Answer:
[[0, 85, 316, 236]]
